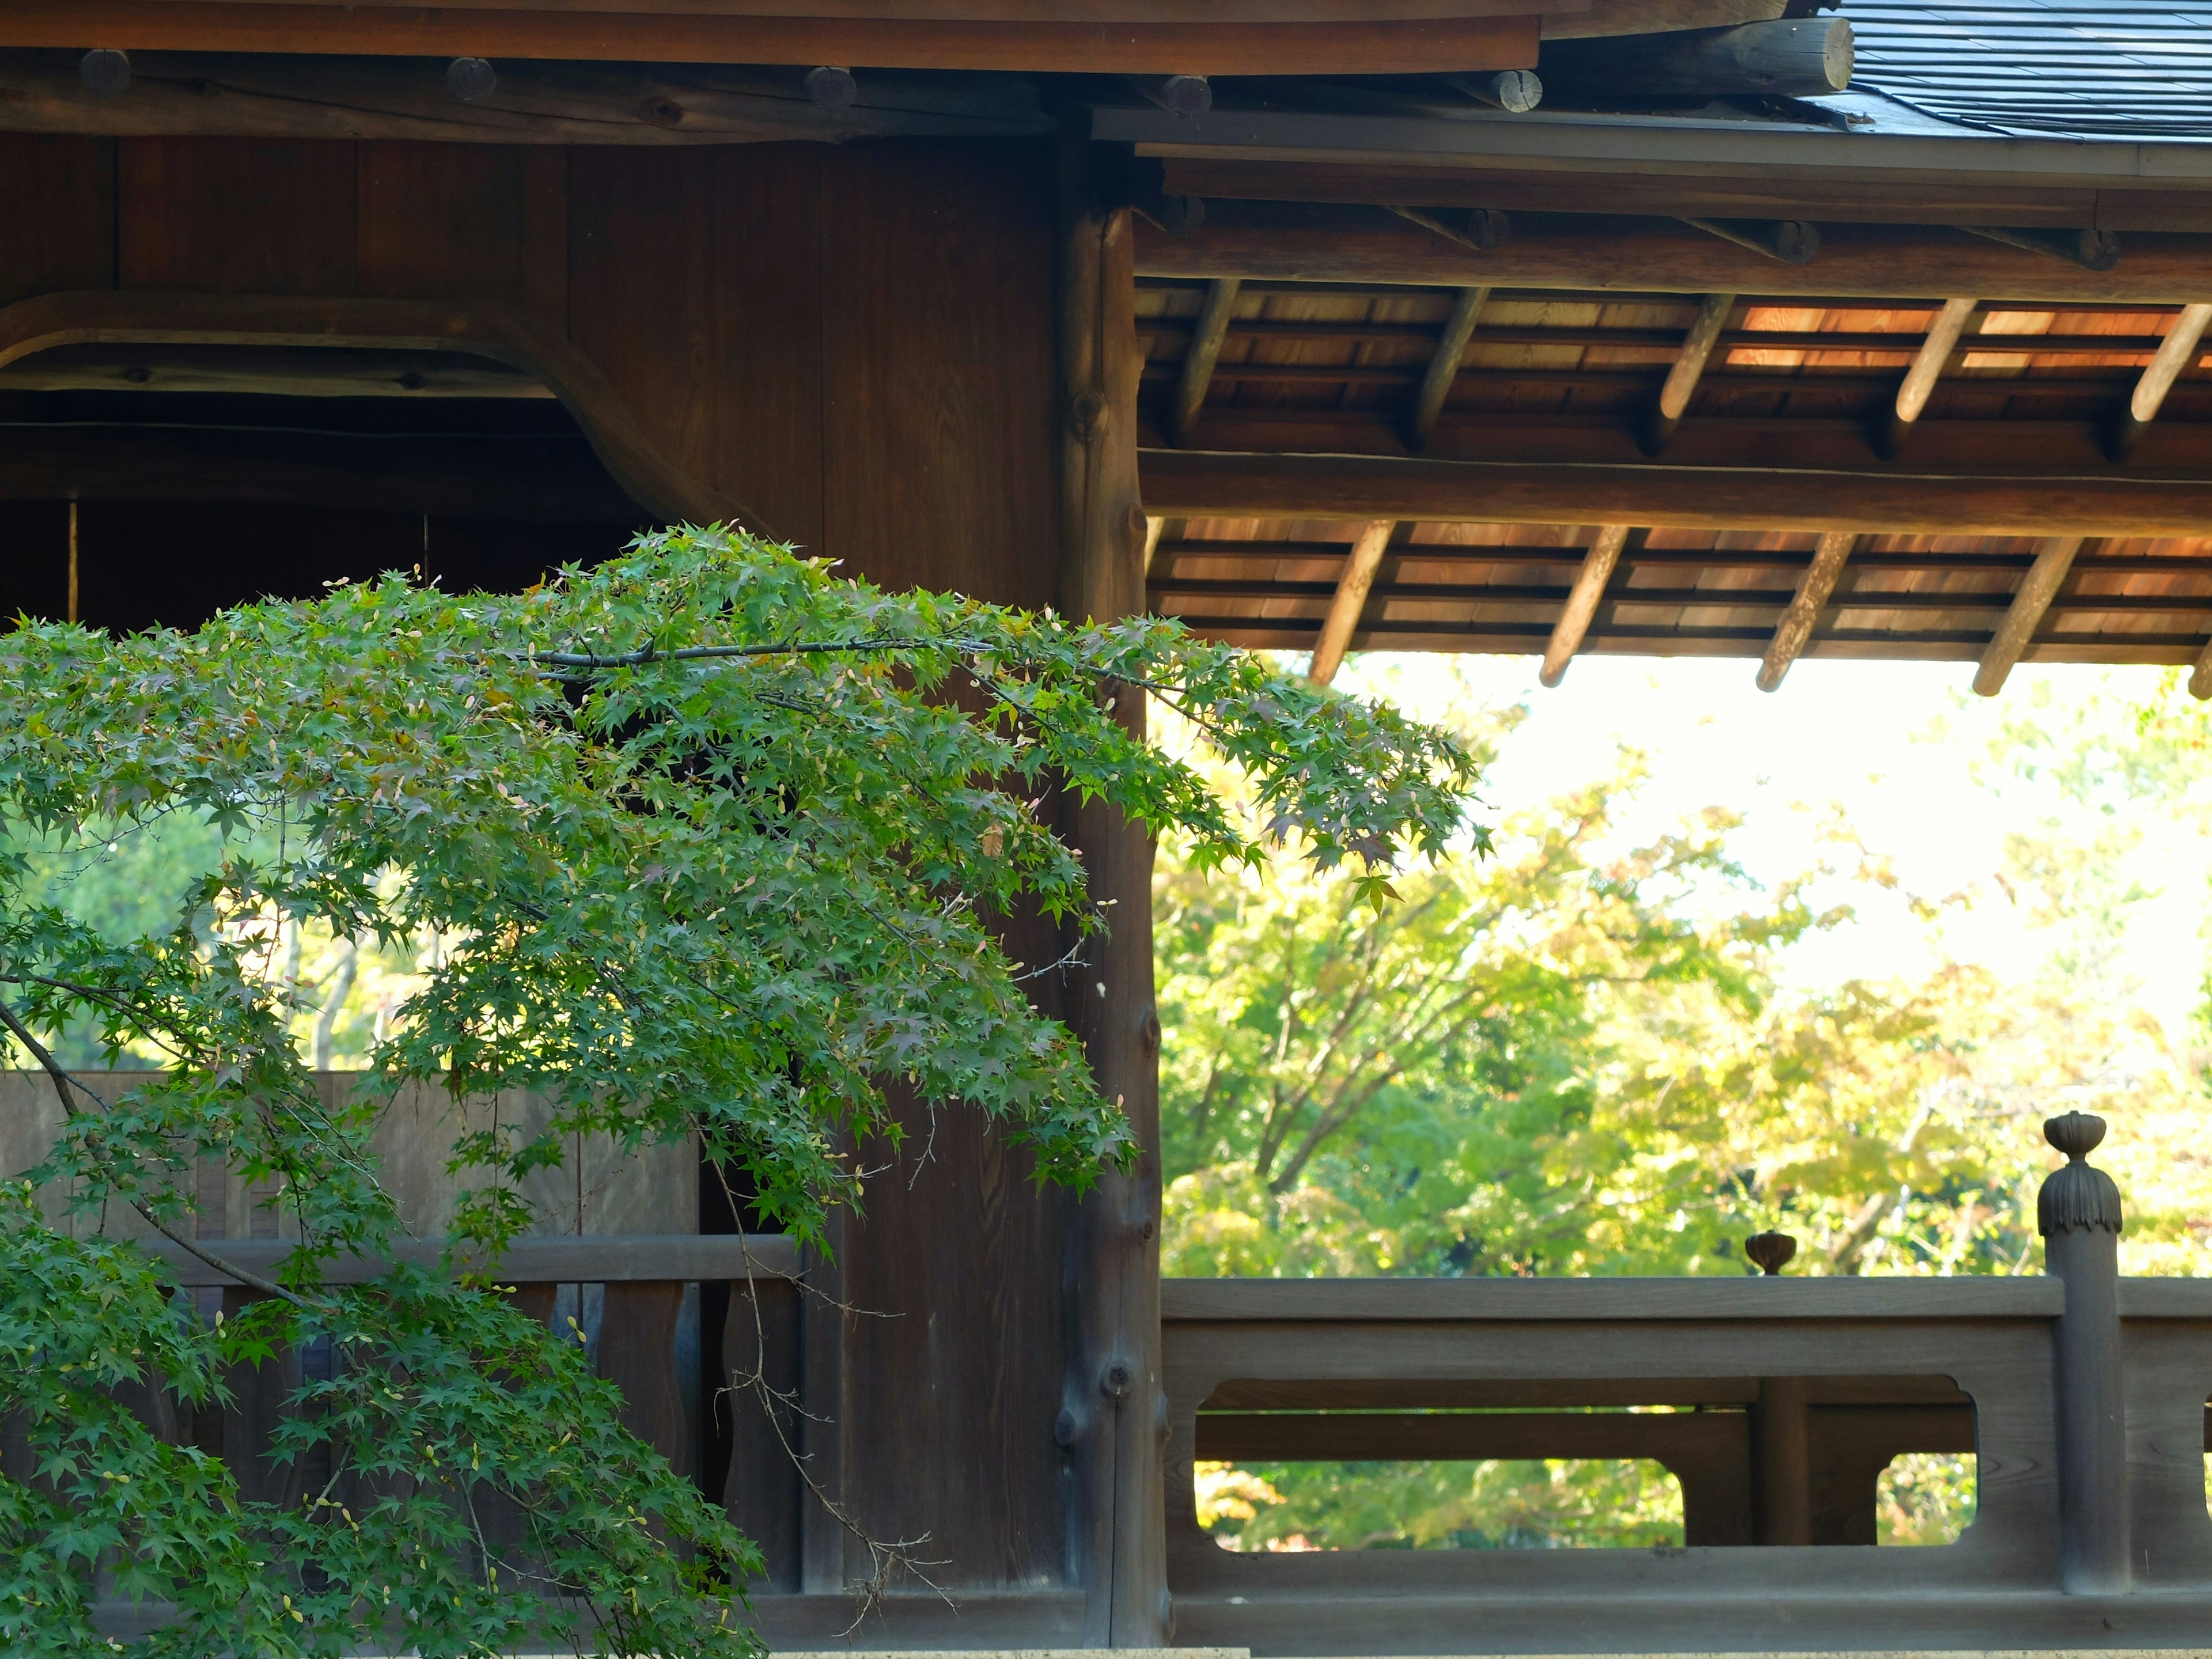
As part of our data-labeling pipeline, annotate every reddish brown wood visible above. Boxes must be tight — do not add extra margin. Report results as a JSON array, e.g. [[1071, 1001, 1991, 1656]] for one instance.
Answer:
[[219, 1287, 304, 1509], [569, 146, 824, 550], [721, 1277, 802, 1592], [118, 136, 358, 294], [6, 6, 1544, 73], [357, 141, 536, 310], [0, 137, 116, 304]]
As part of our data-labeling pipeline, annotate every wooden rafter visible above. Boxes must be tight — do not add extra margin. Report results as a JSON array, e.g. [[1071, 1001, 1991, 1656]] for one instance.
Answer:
[[1306, 518, 1396, 686], [1755, 531, 1856, 692], [1641, 291, 1734, 456], [1403, 285, 1488, 452], [1540, 524, 1633, 686], [1875, 297, 1978, 457], [1974, 537, 2085, 696], [2109, 302, 2212, 461], [1168, 278, 1240, 447]]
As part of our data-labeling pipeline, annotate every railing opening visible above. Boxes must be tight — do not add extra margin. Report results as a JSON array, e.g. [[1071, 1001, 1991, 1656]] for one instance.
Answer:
[[1876, 1452, 1977, 1544], [1197, 1453, 1684, 1551], [1189, 1377, 1977, 1548]]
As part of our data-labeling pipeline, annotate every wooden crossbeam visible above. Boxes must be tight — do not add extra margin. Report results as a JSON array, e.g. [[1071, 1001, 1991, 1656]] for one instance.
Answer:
[[1755, 531, 1856, 691], [1974, 536, 2085, 696], [1168, 277, 1240, 447], [1138, 202, 2212, 306], [1138, 448, 2212, 539], [2109, 301, 2212, 461], [1641, 291, 1734, 455], [1306, 518, 1396, 685], [1540, 524, 1632, 686], [1875, 297, 1978, 457], [1403, 285, 1488, 452]]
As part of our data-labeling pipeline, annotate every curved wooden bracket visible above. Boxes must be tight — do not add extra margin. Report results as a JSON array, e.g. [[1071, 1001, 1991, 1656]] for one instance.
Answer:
[[0, 289, 767, 537]]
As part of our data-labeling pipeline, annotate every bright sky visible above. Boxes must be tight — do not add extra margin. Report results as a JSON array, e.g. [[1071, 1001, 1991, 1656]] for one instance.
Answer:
[[1328, 653, 2212, 1037]]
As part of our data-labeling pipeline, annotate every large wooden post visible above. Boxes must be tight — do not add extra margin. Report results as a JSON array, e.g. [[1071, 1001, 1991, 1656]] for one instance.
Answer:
[[2039, 1109, 2129, 1594], [1058, 139, 1169, 1647]]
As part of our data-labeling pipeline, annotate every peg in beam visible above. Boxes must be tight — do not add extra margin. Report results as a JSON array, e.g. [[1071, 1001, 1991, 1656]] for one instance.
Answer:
[[805, 66, 857, 113], [1132, 75, 1211, 120], [1744, 1230, 1797, 1275], [80, 48, 129, 97], [1448, 70, 1543, 112], [446, 56, 498, 103]]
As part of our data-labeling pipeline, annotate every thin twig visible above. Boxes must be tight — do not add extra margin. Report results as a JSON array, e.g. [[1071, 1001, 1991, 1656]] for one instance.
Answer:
[[0, 990, 325, 1312]]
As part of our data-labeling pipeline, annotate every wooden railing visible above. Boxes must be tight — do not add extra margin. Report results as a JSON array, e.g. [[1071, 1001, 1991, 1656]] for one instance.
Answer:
[[1158, 1115, 2212, 1654]]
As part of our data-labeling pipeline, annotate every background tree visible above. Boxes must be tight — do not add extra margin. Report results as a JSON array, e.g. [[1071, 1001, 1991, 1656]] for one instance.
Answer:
[[0, 528, 1477, 1657]]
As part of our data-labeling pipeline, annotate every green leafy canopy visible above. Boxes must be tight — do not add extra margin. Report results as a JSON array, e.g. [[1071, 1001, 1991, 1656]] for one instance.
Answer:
[[0, 527, 1478, 1655]]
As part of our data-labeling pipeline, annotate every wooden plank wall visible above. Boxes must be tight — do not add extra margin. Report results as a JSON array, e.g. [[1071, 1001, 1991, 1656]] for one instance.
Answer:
[[0, 131, 1074, 1599]]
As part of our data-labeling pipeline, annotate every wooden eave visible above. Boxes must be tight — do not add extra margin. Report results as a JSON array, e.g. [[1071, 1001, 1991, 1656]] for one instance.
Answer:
[[6, 0, 1772, 73]]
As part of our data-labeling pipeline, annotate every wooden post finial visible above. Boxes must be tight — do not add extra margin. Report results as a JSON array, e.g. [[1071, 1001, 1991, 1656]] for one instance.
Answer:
[[2039, 1110, 2123, 1236], [1744, 1230, 1797, 1275]]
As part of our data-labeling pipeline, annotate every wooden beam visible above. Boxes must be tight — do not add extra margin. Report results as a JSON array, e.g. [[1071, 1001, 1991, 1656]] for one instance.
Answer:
[[1157, 158, 2212, 236], [2190, 635, 2212, 702], [2109, 301, 2212, 460], [1135, 202, 2212, 306], [1142, 513, 1166, 574], [142, 1232, 801, 1286], [1677, 217, 1818, 265], [1641, 290, 1733, 454], [0, 48, 1054, 142], [1196, 1409, 1755, 1463], [1306, 518, 1396, 685], [1168, 277, 1240, 446], [1139, 448, 2212, 539], [6, 6, 1547, 73], [0, 342, 551, 398], [1404, 284, 1488, 452], [1974, 536, 2085, 696], [0, 287, 759, 531], [1540, 523, 1631, 686], [1541, 15, 1853, 98], [1755, 530, 1855, 691], [1877, 297, 1978, 456], [1057, 153, 1166, 1647]]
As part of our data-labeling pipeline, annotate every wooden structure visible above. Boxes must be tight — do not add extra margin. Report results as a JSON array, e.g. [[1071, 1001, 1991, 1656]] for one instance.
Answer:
[[7, 3, 2212, 1652]]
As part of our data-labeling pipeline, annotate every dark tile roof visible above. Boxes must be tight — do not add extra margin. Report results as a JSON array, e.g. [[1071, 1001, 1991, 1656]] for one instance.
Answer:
[[1843, 0, 2212, 140]]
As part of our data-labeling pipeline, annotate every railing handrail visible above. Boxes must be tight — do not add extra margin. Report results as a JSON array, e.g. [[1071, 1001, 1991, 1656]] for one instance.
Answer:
[[139, 1232, 800, 1287], [1161, 1274, 2067, 1321]]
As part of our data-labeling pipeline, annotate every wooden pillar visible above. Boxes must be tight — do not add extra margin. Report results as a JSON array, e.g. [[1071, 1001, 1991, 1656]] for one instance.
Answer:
[[2039, 1109, 2129, 1594], [1058, 137, 1168, 1649]]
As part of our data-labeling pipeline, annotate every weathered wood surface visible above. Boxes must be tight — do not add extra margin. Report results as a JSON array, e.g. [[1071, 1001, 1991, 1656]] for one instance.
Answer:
[[1060, 137, 1169, 1645], [1137, 201, 2212, 306], [1158, 156, 2212, 234], [3, 7, 1547, 75], [0, 50, 1053, 144], [137, 1232, 800, 1285], [1162, 1274, 2067, 1319], [1139, 446, 2212, 539]]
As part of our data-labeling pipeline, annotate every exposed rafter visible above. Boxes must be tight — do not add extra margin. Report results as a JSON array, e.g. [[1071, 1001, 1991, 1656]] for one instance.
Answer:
[[1404, 285, 1488, 453], [2109, 302, 2212, 461], [1756, 531, 1857, 691], [1168, 277, 1240, 447], [1641, 291, 1734, 456], [1874, 297, 1978, 458], [1974, 537, 2085, 696], [1306, 518, 1397, 686], [1540, 524, 1634, 686]]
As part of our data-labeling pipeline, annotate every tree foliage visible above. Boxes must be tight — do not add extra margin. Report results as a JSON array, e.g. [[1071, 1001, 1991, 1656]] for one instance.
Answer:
[[0, 528, 1477, 1654]]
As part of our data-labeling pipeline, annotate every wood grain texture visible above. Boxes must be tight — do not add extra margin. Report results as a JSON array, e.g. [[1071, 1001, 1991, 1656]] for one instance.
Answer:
[[119, 135, 358, 294], [599, 1280, 690, 1475], [569, 145, 823, 550], [358, 141, 537, 311], [4, 7, 1546, 73], [139, 1233, 800, 1285], [721, 1278, 802, 1592]]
